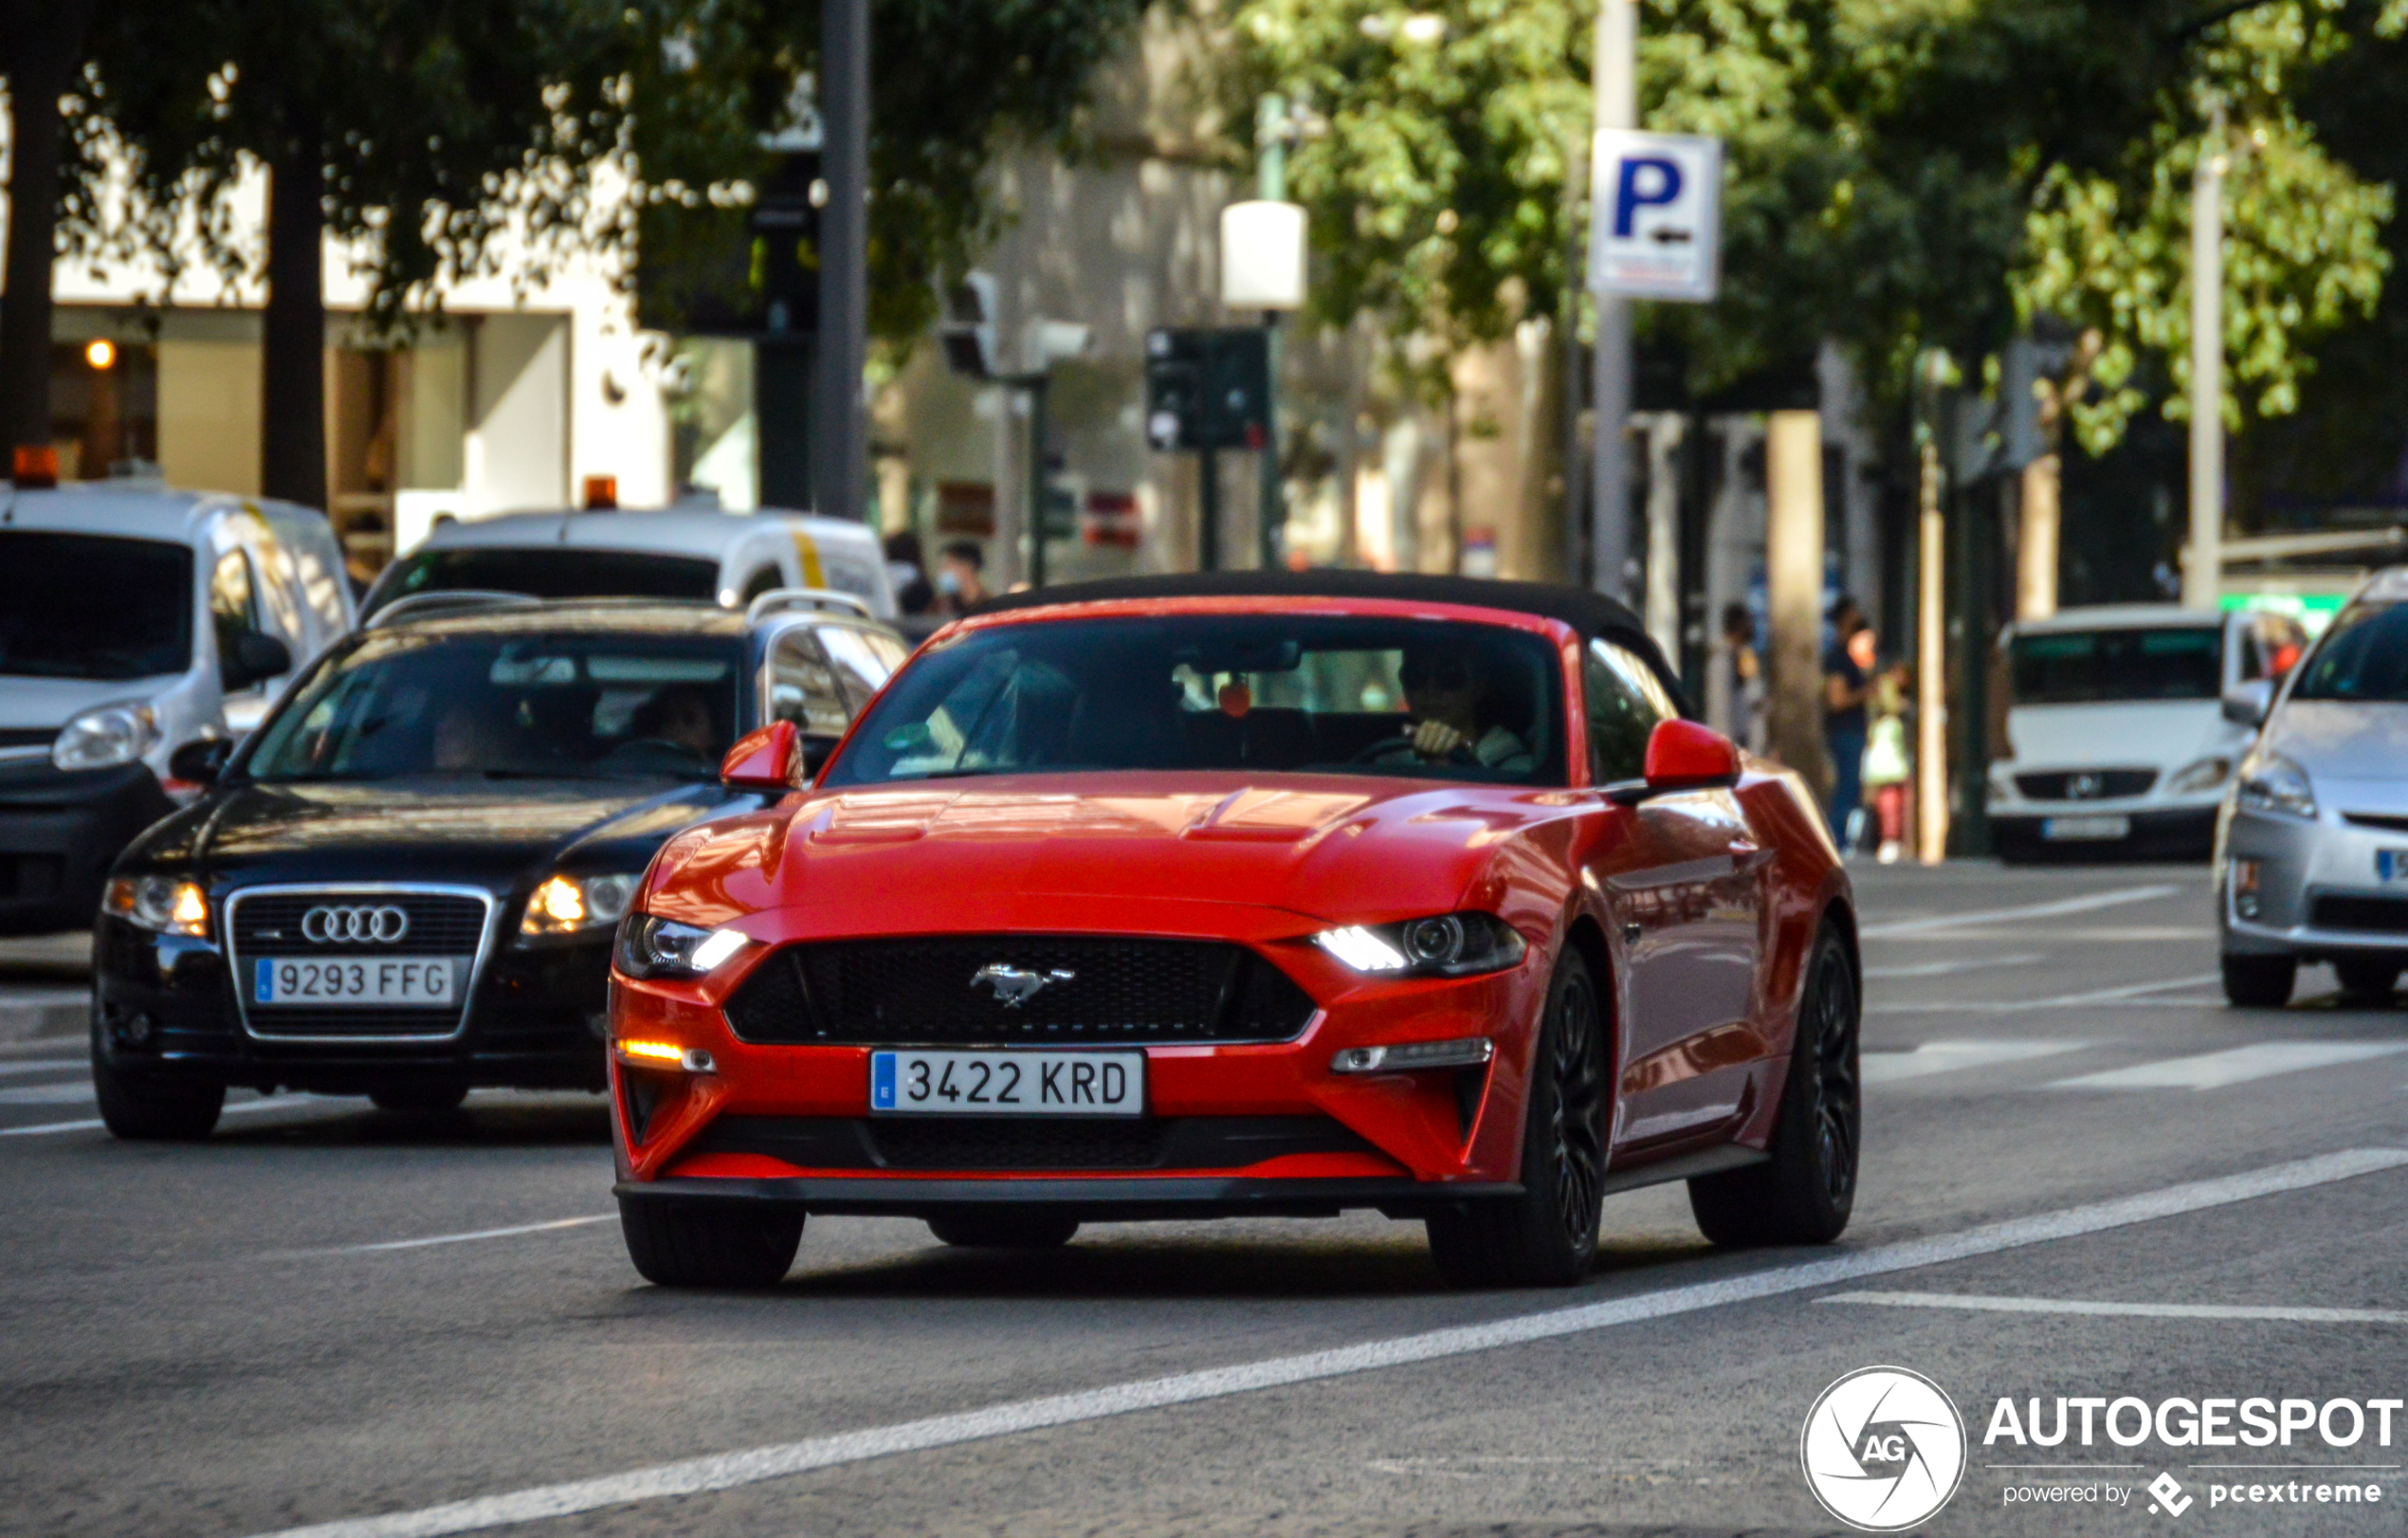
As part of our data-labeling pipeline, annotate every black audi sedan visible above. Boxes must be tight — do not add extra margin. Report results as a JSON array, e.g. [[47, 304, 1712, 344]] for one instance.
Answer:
[[89, 592, 909, 1139]]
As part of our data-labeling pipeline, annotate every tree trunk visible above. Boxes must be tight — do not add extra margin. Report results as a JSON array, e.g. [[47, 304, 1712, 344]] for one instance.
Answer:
[[0, 0, 100, 461], [1764, 409, 1830, 800], [260, 133, 328, 509]]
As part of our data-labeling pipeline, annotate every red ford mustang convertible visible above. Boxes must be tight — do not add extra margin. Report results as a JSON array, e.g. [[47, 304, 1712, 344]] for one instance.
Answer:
[[609, 574, 1859, 1288]]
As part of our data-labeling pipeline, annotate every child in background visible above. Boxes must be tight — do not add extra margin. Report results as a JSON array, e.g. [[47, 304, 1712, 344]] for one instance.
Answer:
[[1863, 658, 1912, 864]]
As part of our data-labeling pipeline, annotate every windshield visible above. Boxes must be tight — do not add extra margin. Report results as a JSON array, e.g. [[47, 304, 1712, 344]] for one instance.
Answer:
[[2289, 601, 2408, 703], [244, 630, 744, 782], [0, 532, 192, 681], [2008, 626, 2222, 705], [822, 613, 1565, 788], [368, 546, 720, 615]]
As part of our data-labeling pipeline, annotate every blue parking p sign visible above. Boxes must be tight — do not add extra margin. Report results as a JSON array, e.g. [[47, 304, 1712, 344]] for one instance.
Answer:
[[1589, 130, 1723, 302]]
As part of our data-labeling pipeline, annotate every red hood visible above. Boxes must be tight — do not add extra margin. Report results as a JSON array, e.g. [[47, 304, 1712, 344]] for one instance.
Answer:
[[642, 772, 1582, 937]]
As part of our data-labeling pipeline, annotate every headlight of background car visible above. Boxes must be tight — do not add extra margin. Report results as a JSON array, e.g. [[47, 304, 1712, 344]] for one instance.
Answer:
[[2165, 756, 2234, 795], [1314, 912, 1526, 978], [53, 703, 159, 771], [613, 913, 753, 979], [103, 875, 209, 937], [2236, 751, 2317, 819], [520, 872, 642, 936]]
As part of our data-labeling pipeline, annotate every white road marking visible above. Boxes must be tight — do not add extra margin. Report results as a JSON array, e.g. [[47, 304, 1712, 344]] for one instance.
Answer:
[[0, 1094, 329, 1139], [1858, 885, 2183, 940], [2051, 1041, 2408, 1091], [0, 1059, 86, 1079], [325, 1216, 615, 1255], [1868, 973, 2224, 1016], [1861, 1040, 2089, 1085], [237, 1146, 2408, 1538], [1863, 954, 2044, 980], [1817, 1291, 2408, 1326], [0, 1082, 96, 1105]]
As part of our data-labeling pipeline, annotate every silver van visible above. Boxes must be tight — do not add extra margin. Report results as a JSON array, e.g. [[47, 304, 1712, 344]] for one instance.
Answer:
[[0, 482, 354, 933]]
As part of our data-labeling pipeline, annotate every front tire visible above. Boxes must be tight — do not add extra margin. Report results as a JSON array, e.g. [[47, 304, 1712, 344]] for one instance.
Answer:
[[927, 1211, 1081, 1249], [92, 1046, 224, 1142], [1689, 925, 1858, 1248], [619, 1199, 803, 1288], [2334, 957, 2400, 1003], [2221, 952, 2296, 1008], [1425, 950, 1607, 1289]]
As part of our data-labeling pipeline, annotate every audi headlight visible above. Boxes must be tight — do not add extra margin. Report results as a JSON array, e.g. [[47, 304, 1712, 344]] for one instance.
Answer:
[[520, 872, 643, 936], [1313, 912, 1526, 978], [54, 703, 159, 771], [103, 875, 209, 937], [2166, 756, 2234, 795], [2236, 752, 2316, 819], [614, 913, 754, 980]]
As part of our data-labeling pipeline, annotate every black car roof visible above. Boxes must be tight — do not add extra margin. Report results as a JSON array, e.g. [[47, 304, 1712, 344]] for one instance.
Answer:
[[973, 571, 1684, 707]]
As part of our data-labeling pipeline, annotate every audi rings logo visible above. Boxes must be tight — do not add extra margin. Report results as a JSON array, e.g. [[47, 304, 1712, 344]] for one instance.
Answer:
[[1800, 1365, 1967, 1531], [301, 905, 410, 944]]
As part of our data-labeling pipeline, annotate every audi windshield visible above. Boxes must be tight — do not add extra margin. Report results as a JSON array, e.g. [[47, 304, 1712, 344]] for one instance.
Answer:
[[821, 613, 1567, 787], [243, 631, 743, 782]]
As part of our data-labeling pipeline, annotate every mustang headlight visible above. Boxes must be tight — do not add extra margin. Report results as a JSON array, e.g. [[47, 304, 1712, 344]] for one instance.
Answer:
[[2236, 752, 2316, 819], [2165, 756, 2234, 796], [520, 872, 643, 936], [614, 913, 754, 980], [104, 875, 210, 937], [1313, 912, 1526, 978], [54, 703, 159, 771]]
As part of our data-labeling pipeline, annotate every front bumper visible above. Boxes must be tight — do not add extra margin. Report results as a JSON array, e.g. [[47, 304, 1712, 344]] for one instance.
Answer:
[[92, 914, 615, 1093], [618, 1173, 1524, 1221], [0, 762, 174, 935], [1989, 804, 2218, 861], [2219, 805, 2408, 961]]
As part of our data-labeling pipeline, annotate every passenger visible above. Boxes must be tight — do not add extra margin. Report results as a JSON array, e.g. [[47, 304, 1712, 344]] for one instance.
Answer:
[[430, 699, 515, 770], [1371, 642, 1534, 772]]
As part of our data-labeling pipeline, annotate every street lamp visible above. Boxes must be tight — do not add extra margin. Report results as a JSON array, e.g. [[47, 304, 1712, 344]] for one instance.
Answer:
[[1223, 95, 1308, 569]]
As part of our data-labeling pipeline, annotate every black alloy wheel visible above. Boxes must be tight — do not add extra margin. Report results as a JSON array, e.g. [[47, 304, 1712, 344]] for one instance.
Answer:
[[1425, 949, 1607, 1289], [91, 1023, 224, 1142], [619, 1198, 805, 1288], [1688, 924, 1859, 1247], [2332, 957, 2400, 1004], [2221, 951, 2297, 1008]]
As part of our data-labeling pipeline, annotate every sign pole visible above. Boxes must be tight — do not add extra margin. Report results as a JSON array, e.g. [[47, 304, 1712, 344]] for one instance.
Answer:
[[1199, 449, 1221, 573], [2185, 110, 2226, 611], [814, 0, 869, 525], [1589, 0, 1637, 602]]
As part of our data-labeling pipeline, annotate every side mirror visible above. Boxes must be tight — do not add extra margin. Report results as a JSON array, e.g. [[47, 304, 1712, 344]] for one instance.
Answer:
[[167, 738, 234, 787], [221, 631, 292, 693], [2222, 680, 2274, 728], [1617, 719, 1742, 802], [720, 720, 802, 791]]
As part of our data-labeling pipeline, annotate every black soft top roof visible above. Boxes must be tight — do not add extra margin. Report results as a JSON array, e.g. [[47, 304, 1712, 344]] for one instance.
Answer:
[[973, 570, 1684, 709]]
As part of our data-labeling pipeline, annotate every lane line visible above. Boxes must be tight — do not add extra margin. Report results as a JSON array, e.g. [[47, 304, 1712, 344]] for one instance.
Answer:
[[0, 1082, 97, 1106], [1869, 974, 2224, 1016], [319, 1216, 615, 1255], [1862, 954, 2044, 980], [2051, 1041, 2408, 1091], [0, 1095, 329, 1139], [1861, 1040, 2088, 1086], [1858, 885, 2183, 940], [239, 1146, 2408, 1538], [1817, 1291, 2408, 1326], [0, 1059, 86, 1079]]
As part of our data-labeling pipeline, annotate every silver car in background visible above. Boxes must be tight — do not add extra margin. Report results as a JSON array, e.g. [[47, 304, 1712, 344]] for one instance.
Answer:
[[2217, 566, 2408, 1006]]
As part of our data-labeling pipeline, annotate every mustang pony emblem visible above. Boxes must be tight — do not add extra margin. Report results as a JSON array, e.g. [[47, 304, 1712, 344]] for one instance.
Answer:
[[971, 962, 1076, 1008]]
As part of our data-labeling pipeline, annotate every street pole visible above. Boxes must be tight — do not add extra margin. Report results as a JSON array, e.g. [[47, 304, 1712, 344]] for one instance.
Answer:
[[2185, 112, 2226, 611], [1560, 132, 1590, 585], [1026, 376, 1050, 588], [1199, 450, 1221, 572], [1589, 0, 1637, 604], [814, 0, 869, 526], [1914, 357, 1950, 865], [1257, 94, 1289, 570], [1765, 409, 1827, 803]]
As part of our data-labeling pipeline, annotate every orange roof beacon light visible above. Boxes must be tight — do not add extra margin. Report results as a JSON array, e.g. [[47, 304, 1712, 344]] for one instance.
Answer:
[[582, 474, 619, 511], [84, 339, 117, 370], [11, 446, 59, 488]]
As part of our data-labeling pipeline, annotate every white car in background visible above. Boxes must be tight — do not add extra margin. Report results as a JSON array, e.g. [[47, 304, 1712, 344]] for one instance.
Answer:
[[0, 480, 354, 934], [361, 503, 895, 621], [1989, 604, 2308, 863]]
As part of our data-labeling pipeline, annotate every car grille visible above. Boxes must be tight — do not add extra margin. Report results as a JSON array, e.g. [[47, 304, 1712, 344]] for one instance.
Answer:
[[228, 888, 490, 1039], [2310, 894, 2408, 934], [722, 935, 1320, 1047], [2341, 811, 2408, 835], [689, 1114, 1373, 1172], [2014, 768, 2158, 801]]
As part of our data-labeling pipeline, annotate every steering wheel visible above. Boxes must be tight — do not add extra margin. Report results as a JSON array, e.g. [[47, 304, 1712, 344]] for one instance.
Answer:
[[1346, 729, 1475, 767]]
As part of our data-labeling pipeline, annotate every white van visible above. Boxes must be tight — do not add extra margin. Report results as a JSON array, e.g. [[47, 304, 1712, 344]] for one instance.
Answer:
[[1988, 604, 2308, 862], [360, 505, 896, 622], [0, 481, 355, 933]]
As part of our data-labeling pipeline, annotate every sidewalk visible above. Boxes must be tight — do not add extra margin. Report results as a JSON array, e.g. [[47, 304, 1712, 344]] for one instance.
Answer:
[[0, 933, 92, 1043]]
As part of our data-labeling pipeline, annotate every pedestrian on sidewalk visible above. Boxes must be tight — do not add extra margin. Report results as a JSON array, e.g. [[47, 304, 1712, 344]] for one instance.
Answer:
[[1823, 595, 1872, 851], [1706, 601, 1766, 753]]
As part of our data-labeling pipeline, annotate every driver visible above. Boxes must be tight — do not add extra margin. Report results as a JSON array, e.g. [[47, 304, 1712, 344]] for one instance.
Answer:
[[629, 685, 720, 759], [1376, 641, 1534, 772]]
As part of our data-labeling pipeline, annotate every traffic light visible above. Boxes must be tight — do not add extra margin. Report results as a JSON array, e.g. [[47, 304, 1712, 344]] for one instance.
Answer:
[[1144, 328, 1268, 451], [751, 151, 822, 336], [940, 271, 1001, 378]]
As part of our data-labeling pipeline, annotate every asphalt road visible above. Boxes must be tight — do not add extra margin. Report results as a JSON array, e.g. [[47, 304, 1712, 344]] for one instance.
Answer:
[[4, 861, 2404, 1538]]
